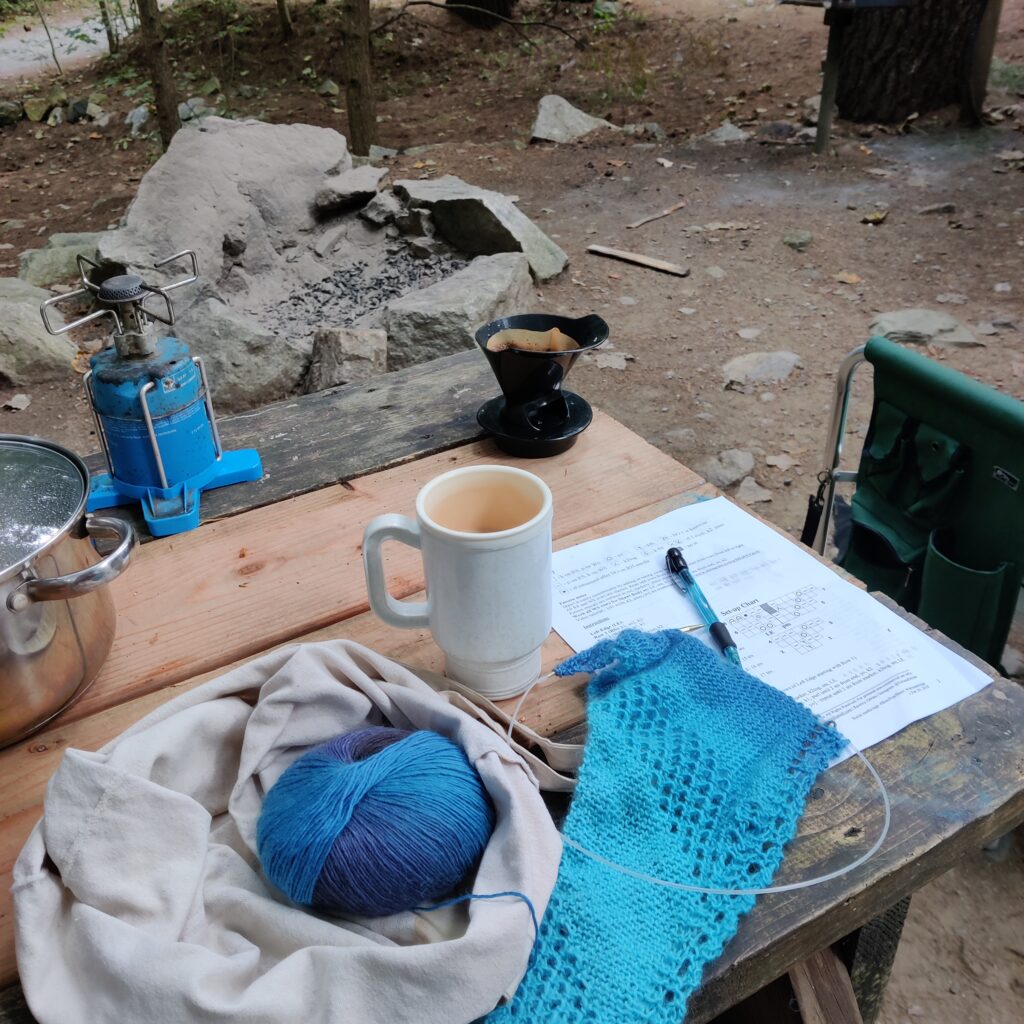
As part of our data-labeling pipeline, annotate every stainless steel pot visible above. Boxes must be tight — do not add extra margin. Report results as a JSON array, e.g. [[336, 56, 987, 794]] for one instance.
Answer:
[[1, 435, 135, 747]]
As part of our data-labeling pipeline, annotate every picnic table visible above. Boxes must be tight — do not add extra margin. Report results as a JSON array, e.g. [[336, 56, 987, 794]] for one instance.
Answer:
[[1, 349, 1023, 1023]]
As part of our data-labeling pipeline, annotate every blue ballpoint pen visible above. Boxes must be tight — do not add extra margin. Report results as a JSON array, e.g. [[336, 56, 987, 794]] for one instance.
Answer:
[[665, 547, 743, 668]]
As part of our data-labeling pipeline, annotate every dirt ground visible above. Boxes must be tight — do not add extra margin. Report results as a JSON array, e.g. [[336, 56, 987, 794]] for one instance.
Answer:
[[1, 0, 1023, 1020]]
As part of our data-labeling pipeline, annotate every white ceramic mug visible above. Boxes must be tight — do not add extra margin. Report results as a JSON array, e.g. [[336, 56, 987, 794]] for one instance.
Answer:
[[362, 465, 553, 699]]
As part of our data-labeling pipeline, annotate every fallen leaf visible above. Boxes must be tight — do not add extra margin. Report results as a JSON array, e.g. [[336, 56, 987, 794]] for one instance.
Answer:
[[607, 272, 622, 280], [997, 149, 1024, 161], [861, 210, 888, 225], [656, 157, 673, 168], [834, 271, 863, 285], [2, 393, 31, 411], [607, 159, 626, 168]]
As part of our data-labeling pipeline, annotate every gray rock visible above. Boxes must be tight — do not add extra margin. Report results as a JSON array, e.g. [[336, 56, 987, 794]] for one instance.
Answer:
[[665, 426, 696, 447], [198, 75, 221, 97], [622, 121, 665, 140], [802, 94, 821, 126], [167, 298, 307, 412], [869, 309, 980, 347], [19, 231, 103, 287], [385, 252, 534, 369], [304, 326, 386, 391], [393, 175, 567, 280], [408, 235, 449, 259], [917, 202, 956, 216], [395, 205, 433, 236], [699, 449, 755, 489], [723, 350, 801, 386], [705, 265, 726, 280], [67, 98, 89, 124], [757, 121, 797, 142], [782, 229, 813, 252], [46, 106, 64, 127], [177, 97, 210, 122], [0, 100, 23, 126], [23, 97, 50, 123], [369, 145, 399, 161], [1002, 644, 1024, 678], [736, 477, 773, 503], [2, 393, 31, 411], [317, 79, 340, 97], [531, 94, 617, 144], [314, 164, 388, 214], [593, 0, 619, 13], [360, 190, 403, 227], [85, 101, 104, 121], [100, 117, 351, 310], [0, 278, 72, 385], [699, 121, 750, 144], [125, 104, 150, 137]]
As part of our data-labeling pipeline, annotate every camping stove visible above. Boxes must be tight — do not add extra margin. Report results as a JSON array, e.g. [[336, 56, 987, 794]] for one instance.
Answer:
[[40, 251, 262, 537]]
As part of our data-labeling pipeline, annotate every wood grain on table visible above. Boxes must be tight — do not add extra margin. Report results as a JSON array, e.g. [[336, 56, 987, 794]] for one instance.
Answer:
[[1, 406, 1022, 1024]]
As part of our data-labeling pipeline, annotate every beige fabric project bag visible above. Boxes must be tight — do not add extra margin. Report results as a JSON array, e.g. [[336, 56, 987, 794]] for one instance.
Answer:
[[13, 641, 562, 1024]]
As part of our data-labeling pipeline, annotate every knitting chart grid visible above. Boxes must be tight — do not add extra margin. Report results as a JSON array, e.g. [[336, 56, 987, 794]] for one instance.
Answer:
[[730, 586, 833, 655]]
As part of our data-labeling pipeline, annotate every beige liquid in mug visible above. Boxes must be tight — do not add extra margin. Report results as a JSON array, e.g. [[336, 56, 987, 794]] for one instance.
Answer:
[[485, 327, 579, 354], [426, 480, 545, 534]]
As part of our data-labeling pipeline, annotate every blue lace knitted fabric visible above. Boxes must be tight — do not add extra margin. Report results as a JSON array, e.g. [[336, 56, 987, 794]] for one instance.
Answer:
[[488, 629, 847, 1023]]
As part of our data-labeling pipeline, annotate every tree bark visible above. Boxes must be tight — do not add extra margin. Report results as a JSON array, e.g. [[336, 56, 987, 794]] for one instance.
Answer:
[[136, 0, 181, 149], [338, 0, 376, 156], [276, 0, 295, 40], [836, 0, 988, 124], [98, 0, 120, 54]]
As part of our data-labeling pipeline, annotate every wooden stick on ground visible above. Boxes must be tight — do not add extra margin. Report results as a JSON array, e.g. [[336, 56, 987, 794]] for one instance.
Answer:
[[586, 245, 690, 278], [626, 200, 687, 230]]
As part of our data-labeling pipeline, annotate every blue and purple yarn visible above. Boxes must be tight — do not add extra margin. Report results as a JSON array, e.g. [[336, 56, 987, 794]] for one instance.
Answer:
[[257, 726, 496, 917]]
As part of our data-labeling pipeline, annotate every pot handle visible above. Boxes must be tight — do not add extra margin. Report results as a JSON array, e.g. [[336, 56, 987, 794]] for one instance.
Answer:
[[7, 516, 136, 611]]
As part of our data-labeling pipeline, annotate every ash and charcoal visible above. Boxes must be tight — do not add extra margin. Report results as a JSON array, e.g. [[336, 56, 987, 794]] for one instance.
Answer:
[[259, 242, 467, 342]]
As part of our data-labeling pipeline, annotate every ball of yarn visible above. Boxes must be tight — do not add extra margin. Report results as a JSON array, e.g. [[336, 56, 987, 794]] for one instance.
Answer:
[[257, 726, 495, 918]]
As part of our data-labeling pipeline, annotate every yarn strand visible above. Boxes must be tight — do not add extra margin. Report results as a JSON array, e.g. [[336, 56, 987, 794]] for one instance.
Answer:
[[416, 890, 540, 936]]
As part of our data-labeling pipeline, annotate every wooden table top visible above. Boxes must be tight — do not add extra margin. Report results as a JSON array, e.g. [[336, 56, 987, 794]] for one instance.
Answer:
[[2, 353, 1023, 1024]]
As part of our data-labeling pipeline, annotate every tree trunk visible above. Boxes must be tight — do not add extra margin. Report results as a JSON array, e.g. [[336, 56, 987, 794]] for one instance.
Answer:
[[98, 0, 120, 54], [338, 0, 376, 156], [836, 0, 988, 124], [136, 0, 180, 149], [276, 0, 295, 40]]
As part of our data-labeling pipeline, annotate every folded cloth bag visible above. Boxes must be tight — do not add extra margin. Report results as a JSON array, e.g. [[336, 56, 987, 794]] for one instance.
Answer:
[[13, 641, 561, 1024]]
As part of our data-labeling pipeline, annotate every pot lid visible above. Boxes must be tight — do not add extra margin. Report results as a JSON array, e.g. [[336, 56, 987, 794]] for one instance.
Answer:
[[0, 437, 87, 578]]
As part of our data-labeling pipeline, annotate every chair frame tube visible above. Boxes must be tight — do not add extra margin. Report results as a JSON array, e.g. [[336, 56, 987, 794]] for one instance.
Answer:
[[813, 346, 867, 553]]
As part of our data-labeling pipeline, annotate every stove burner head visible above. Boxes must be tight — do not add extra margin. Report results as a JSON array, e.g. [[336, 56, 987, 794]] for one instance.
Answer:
[[98, 274, 147, 304]]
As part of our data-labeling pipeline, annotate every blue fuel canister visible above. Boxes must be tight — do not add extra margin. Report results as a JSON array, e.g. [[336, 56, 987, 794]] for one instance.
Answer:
[[40, 251, 262, 537]]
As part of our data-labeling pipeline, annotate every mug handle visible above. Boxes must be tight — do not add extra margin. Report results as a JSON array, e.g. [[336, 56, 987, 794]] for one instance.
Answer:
[[362, 514, 430, 629]]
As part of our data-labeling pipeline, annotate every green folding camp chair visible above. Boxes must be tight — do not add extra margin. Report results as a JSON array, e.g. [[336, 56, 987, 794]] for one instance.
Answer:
[[805, 335, 1024, 670]]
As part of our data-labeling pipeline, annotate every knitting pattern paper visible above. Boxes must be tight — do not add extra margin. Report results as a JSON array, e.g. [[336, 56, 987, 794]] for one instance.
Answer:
[[489, 629, 847, 1023]]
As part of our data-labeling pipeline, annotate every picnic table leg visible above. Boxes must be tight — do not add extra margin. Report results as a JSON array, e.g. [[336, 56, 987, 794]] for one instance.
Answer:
[[815, 9, 851, 155], [838, 896, 913, 1024]]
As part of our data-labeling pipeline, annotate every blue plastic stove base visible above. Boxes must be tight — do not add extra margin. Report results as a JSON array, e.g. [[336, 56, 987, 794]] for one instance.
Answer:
[[87, 448, 263, 537]]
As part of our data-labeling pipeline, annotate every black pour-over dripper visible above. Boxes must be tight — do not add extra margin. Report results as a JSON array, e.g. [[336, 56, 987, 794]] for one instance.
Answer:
[[475, 313, 609, 458]]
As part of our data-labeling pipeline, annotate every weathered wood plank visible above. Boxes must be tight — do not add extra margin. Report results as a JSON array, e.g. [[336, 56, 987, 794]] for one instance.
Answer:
[[789, 948, 864, 1024], [0, 483, 710, 988], [63, 412, 696, 728], [84, 349, 495, 532], [4, 415, 1023, 1022]]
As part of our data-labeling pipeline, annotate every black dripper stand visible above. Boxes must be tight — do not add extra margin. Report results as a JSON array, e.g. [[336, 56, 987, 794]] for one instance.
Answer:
[[474, 313, 609, 458]]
